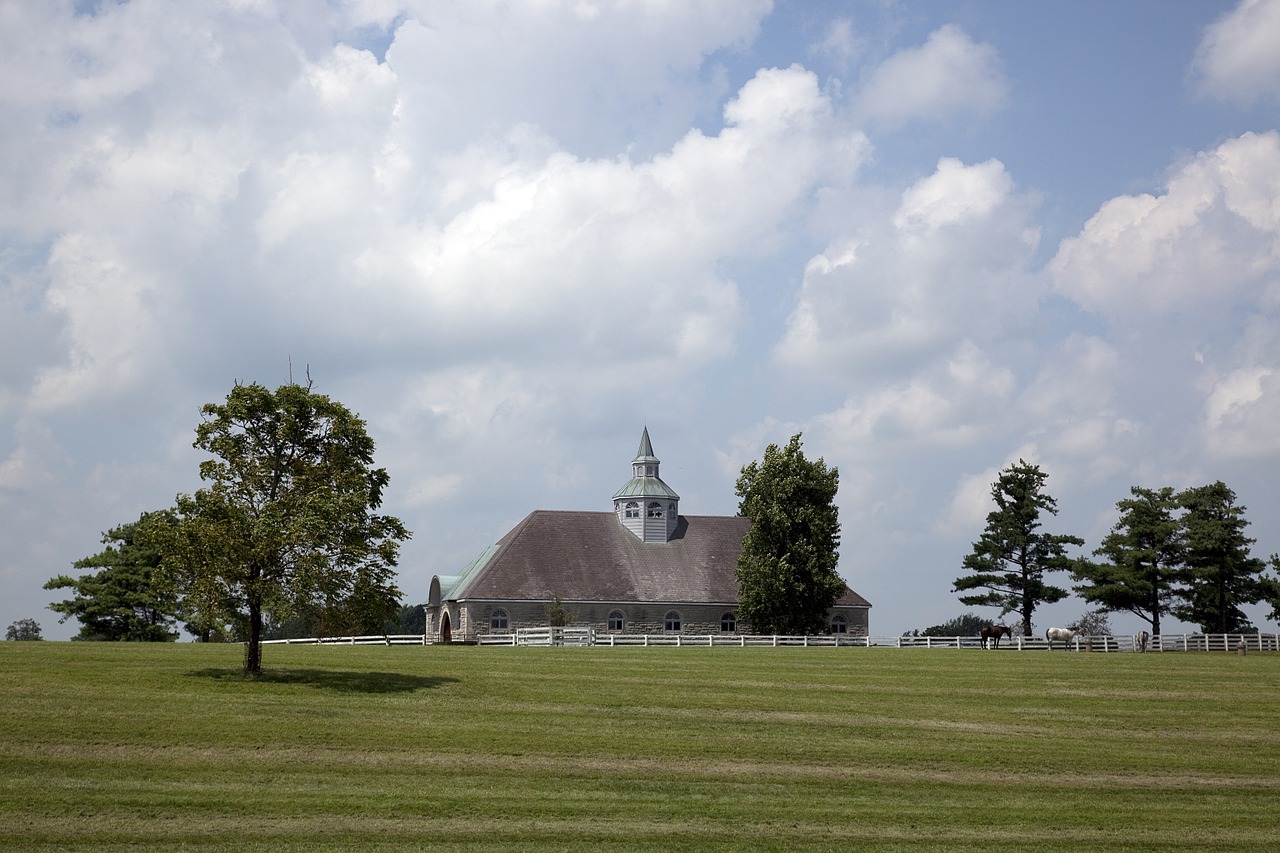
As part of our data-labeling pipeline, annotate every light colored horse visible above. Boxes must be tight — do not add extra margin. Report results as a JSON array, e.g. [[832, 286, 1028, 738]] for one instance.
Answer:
[[1134, 630, 1150, 652], [1045, 627, 1078, 650]]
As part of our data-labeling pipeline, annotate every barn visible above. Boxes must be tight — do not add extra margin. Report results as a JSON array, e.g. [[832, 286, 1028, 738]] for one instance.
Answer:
[[424, 429, 871, 642]]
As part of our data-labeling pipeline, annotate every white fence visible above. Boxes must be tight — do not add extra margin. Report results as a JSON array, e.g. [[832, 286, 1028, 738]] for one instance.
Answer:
[[261, 631, 1278, 652], [261, 634, 428, 646]]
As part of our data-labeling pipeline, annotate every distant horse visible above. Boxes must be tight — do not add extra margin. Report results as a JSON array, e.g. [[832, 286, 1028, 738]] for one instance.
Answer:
[[1045, 627, 1078, 650], [1135, 630, 1150, 653], [980, 625, 1012, 649]]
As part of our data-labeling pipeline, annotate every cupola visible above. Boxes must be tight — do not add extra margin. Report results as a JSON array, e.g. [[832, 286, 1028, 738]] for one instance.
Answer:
[[612, 427, 680, 542]]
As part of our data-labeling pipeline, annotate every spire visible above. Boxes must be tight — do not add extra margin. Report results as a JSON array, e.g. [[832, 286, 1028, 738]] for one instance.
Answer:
[[635, 426, 657, 462]]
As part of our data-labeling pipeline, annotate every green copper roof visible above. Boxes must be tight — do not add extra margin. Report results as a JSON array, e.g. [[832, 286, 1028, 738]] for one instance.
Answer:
[[613, 427, 680, 501], [612, 475, 680, 500]]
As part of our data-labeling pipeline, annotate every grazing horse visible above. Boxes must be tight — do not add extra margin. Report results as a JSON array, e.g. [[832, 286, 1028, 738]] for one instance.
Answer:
[[1135, 630, 1150, 653], [1045, 627, 1078, 650], [980, 625, 1012, 649]]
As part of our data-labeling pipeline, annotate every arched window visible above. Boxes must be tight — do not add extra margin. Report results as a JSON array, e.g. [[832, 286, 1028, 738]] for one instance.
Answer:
[[624, 502, 640, 518], [664, 610, 682, 632], [720, 612, 736, 633], [830, 613, 847, 634], [648, 502, 663, 518], [607, 610, 625, 632], [490, 609, 509, 631]]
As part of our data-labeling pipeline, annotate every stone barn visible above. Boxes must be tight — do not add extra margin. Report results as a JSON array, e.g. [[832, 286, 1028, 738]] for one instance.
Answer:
[[425, 429, 870, 641]]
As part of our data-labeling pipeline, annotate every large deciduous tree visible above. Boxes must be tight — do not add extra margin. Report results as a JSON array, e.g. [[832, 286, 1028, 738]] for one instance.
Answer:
[[734, 434, 845, 635], [954, 460, 1083, 636], [5, 619, 43, 641], [1072, 486, 1184, 636], [45, 513, 181, 641], [154, 382, 410, 675], [1174, 482, 1267, 633]]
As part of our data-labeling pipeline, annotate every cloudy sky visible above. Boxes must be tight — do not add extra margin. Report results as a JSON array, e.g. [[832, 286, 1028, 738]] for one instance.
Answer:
[[4, 0, 1279, 640]]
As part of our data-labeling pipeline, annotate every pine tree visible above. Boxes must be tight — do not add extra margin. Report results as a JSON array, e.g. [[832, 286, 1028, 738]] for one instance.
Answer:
[[954, 460, 1083, 636]]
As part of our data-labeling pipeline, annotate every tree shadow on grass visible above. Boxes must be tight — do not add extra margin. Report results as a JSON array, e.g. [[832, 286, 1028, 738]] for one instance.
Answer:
[[189, 668, 458, 694]]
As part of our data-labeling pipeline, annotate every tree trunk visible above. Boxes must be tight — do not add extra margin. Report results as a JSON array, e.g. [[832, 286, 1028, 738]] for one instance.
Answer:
[[244, 591, 262, 676]]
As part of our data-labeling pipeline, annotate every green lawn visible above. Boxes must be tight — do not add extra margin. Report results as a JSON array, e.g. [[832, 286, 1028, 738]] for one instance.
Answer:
[[2, 642, 1277, 851]]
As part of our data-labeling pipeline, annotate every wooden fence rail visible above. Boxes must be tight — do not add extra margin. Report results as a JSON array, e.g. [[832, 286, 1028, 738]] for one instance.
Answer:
[[262, 632, 1279, 651]]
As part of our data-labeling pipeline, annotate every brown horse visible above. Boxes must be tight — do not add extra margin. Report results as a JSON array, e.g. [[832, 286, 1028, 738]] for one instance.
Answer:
[[980, 625, 1012, 649]]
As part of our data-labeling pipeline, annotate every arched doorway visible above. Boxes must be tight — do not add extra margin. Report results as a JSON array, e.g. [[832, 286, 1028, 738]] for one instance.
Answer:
[[440, 611, 452, 644]]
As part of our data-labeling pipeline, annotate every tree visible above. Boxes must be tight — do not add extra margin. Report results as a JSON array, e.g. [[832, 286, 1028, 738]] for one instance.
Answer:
[[954, 460, 1083, 636], [734, 434, 845, 635], [911, 612, 989, 637], [152, 381, 410, 675], [1173, 482, 1267, 633], [1072, 486, 1184, 635], [44, 513, 180, 641], [1067, 608, 1113, 636], [545, 596, 575, 627], [5, 619, 43, 641]]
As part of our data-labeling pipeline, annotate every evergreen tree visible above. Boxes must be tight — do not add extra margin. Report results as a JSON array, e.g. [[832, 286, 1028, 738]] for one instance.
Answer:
[[1073, 486, 1184, 635], [1174, 482, 1267, 633], [45, 513, 180, 641], [735, 434, 845, 635], [954, 460, 1083, 636]]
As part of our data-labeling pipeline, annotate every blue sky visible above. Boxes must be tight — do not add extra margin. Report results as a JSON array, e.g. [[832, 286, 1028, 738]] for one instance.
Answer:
[[3, 0, 1279, 639]]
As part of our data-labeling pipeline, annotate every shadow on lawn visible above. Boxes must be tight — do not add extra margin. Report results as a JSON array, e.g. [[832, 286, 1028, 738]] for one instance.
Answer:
[[189, 667, 458, 694]]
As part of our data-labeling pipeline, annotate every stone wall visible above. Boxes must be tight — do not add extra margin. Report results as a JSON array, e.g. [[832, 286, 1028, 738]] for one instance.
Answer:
[[454, 600, 869, 639]]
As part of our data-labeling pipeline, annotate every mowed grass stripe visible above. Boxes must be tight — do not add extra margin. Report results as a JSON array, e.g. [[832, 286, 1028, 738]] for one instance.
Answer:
[[2, 642, 1277, 851]]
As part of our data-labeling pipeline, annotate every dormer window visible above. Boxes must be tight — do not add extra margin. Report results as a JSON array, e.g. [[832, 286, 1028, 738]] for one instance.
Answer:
[[647, 502, 663, 518], [624, 502, 640, 518]]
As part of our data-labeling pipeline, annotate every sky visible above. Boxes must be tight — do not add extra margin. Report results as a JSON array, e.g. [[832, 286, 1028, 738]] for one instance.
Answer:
[[3, 0, 1280, 641]]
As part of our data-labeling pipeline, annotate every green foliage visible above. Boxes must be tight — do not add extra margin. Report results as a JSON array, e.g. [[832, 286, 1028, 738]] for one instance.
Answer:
[[911, 612, 990, 637], [3, 643, 1279, 851], [954, 460, 1083, 636], [735, 434, 844, 635], [388, 604, 426, 635], [4, 618, 42, 640], [44, 513, 180, 641], [1073, 486, 1184, 635], [544, 596, 575, 627], [1067, 608, 1113, 636], [1174, 482, 1268, 633], [151, 381, 410, 674]]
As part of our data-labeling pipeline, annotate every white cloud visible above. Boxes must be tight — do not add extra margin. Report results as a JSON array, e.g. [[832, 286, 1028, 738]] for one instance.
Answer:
[[776, 157, 1039, 378], [1050, 131, 1280, 319], [856, 24, 1008, 128], [1202, 365, 1280, 458], [1191, 0, 1280, 105]]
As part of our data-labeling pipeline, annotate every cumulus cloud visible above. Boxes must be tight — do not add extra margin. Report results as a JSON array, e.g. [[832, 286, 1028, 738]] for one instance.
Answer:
[[776, 157, 1039, 378], [1050, 131, 1280, 319], [1191, 0, 1280, 105], [4, 2, 1279, 642], [856, 24, 1009, 128]]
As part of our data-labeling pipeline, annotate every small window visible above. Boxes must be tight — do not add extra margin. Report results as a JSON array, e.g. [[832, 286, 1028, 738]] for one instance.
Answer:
[[607, 610, 625, 632], [830, 614, 847, 634], [720, 612, 736, 632], [491, 609, 509, 631], [664, 610, 682, 632], [624, 502, 640, 519], [648, 501, 663, 518]]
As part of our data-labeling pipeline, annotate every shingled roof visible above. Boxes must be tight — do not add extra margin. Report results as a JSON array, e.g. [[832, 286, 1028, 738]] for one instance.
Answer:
[[449, 509, 871, 608]]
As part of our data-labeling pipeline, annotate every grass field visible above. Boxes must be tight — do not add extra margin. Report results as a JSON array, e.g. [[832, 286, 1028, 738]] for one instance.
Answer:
[[2, 642, 1277, 851]]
